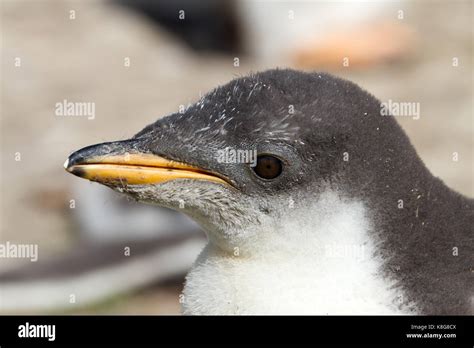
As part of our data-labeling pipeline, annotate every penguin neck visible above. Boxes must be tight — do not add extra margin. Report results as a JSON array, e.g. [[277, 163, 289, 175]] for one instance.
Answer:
[[183, 189, 416, 314], [348, 150, 473, 314], [363, 159, 461, 229]]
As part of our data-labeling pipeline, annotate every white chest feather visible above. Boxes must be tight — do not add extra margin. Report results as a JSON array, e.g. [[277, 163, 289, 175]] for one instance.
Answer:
[[182, 192, 417, 315]]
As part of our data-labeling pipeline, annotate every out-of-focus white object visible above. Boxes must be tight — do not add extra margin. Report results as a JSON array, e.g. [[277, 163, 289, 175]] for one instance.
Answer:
[[237, 0, 410, 68]]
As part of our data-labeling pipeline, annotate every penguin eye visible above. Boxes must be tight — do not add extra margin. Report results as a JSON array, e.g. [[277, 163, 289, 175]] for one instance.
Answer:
[[253, 155, 282, 180]]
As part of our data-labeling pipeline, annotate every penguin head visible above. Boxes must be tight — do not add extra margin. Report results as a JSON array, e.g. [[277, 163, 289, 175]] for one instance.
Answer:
[[65, 69, 416, 252]]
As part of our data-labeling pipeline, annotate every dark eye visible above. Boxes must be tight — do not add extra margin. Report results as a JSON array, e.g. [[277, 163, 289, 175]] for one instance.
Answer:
[[253, 155, 283, 179]]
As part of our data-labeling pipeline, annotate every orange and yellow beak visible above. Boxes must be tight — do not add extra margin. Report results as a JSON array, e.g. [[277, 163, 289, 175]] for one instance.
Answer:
[[64, 143, 228, 186]]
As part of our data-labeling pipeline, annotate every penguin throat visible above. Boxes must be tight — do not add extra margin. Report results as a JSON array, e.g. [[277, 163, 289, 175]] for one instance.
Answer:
[[182, 190, 418, 314]]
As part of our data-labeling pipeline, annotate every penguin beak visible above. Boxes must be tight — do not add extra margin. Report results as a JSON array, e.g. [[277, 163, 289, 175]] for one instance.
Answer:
[[64, 140, 229, 186]]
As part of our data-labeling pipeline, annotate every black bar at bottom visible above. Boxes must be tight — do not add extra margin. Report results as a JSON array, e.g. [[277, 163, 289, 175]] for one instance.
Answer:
[[0, 315, 472, 346]]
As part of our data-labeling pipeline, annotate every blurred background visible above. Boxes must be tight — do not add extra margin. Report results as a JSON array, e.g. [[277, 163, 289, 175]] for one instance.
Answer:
[[1, 0, 472, 314]]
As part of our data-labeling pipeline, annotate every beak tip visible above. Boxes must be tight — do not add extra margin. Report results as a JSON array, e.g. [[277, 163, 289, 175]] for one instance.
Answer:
[[64, 158, 70, 170], [64, 154, 87, 177]]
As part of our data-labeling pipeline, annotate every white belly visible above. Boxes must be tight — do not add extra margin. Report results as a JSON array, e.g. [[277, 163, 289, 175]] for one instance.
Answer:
[[183, 246, 414, 315], [182, 191, 418, 315]]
